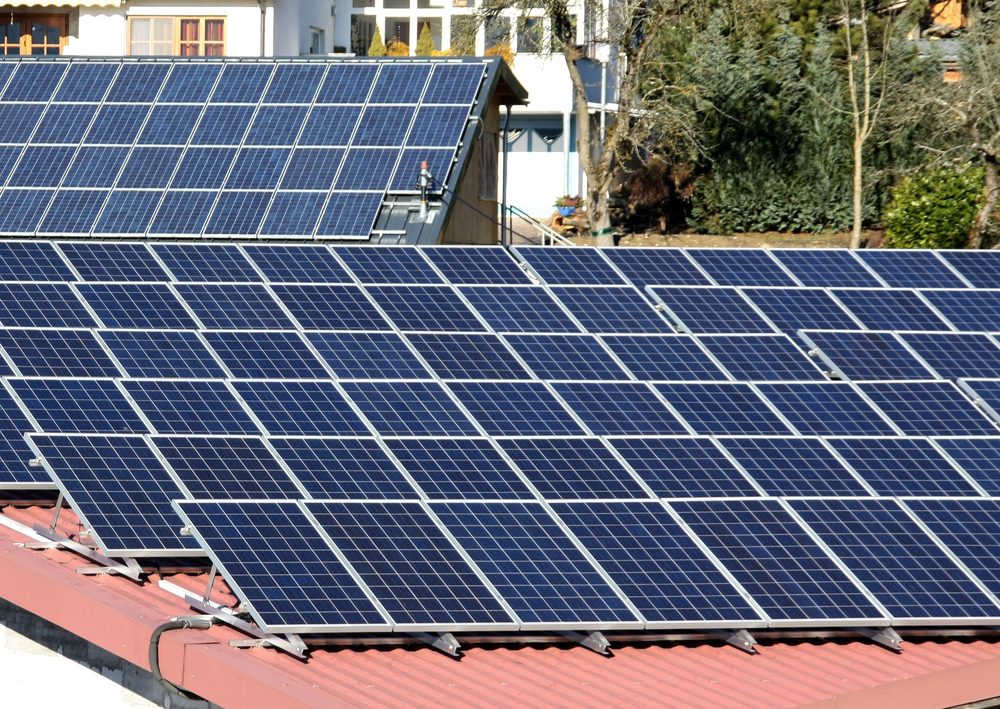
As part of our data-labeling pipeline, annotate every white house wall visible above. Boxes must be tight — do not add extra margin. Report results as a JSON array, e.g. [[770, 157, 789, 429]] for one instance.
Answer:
[[274, 0, 332, 55]]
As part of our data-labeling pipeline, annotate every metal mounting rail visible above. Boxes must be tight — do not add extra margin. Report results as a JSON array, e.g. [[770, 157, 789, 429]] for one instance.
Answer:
[[28, 523, 143, 582]]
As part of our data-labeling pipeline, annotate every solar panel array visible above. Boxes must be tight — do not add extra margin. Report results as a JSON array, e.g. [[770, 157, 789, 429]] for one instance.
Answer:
[[0, 58, 488, 240], [13, 242, 1000, 638]]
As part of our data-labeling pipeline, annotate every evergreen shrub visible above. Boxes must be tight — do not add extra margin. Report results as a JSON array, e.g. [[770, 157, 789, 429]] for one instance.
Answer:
[[883, 167, 985, 249]]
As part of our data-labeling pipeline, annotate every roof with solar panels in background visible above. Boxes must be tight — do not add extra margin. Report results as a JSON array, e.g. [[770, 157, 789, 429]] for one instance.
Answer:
[[7, 54, 1000, 709]]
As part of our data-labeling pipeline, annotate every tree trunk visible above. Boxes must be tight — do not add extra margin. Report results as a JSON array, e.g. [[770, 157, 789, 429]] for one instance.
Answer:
[[850, 136, 864, 249], [968, 153, 999, 249], [591, 189, 613, 246]]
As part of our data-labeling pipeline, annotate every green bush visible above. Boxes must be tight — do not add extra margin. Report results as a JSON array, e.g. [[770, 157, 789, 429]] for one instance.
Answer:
[[883, 167, 985, 249]]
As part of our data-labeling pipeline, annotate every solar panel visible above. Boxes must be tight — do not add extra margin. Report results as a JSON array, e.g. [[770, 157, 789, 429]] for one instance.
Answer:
[[63, 148, 129, 189], [504, 334, 631, 380], [0, 329, 119, 377], [753, 382, 898, 436], [270, 285, 391, 330], [243, 245, 352, 284], [0, 386, 49, 488], [855, 251, 969, 288], [553, 500, 763, 625], [599, 248, 712, 288], [340, 381, 478, 436], [231, 380, 370, 436], [28, 434, 195, 555], [919, 290, 1000, 331], [856, 380, 998, 436], [152, 244, 261, 283], [173, 499, 388, 631], [512, 246, 627, 285], [654, 383, 793, 435], [738, 288, 863, 337], [430, 501, 639, 626], [550, 286, 673, 334], [825, 437, 980, 496], [122, 379, 261, 435], [957, 378, 1000, 423], [940, 250, 1000, 288], [447, 381, 583, 436], [0, 190, 54, 234], [307, 500, 515, 628], [0, 283, 95, 327], [551, 382, 688, 435], [335, 246, 444, 284], [366, 285, 486, 332], [174, 284, 294, 330], [769, 249, 883, 288], [698, 335, 827, 381], [422, 247, 531, 285], [77, 283, 197, 330], [497, 437, 648, 500], [830, 289, 952, 331], [98, 330, 226, 379], [58, 242, 168, 282], [600, 335, 729, 381], [669, 498, 885, 623], [270, 437, 416, 499], [715, 436, 870, 496], [896, 333, 1000, 379], [305, 331, 429, 378], [788, 498, 1000, 620], [648, 287, 776, 334], [407, 333, 530, 380], [605, 436, 758, 497], [459, 286, 581, 333], [10, 378, 149, 434], [201, 331, 329, 379], [0, 242, 74, 281], [685, 249, 799, 287], [798, 330, 936, 380], [933, 437, 1000, 496]]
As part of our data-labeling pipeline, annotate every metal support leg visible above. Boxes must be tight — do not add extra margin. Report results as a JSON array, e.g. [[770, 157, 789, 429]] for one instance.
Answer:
[[203, 564, 217, 603], [49, 492, 63, 532], [708, 629, 758, 654], [850, 627, 902, 652], [557, 630, 612, 656], [410, 632, 462, 658]]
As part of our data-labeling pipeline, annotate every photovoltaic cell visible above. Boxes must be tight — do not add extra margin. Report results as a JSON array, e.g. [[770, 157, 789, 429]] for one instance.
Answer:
[[407, 106, 469, 147], [424, 63, 484, 104], [204, 191, 271, 235], [84, 104, 150, 145], [686, 249, 798, 287], [367, 285, 486, 332], [369, 63, 431, 104], [422, 247, 531, 285], [316, 64, 379, 104], [54, 63, 117, 102], [2, 63, 67, 102], [38, 189, 109, 235], [170, 148, 236, 189], [825, 437, 979, 496], [259, 193, 326, 237], [0, 329, 119, 377], [271, 285, 390, 330], [224, 149, 291, 189], [698, 335, 826, 381], [601, 335, 728, 381], [334, 148, 400, 190], [9, 146, 75, 187], [0, 283, 95, 328], [298, 106, 362, 146], [148, 191, 215, 235], [202, 331, 328, 379], [232, 380, 370, 436], [919, 290, 1000, 332], [855, 250, 968, 289], [934, 438, 1000, 496], [514, 247, 628, 285], [551, 286, 673, 334], [831, 289, 952, 331], [941, 251, 1000, 288], [306, 331, 429, 378], [753, 382, 897, 436], [270, 437, 416, 499], [552, 382, 688, 435], [800, 331, 936, 380], [649, 287, 775, 334], [352, 105, 414, 147], [154, 436, 299, 499], [98, 330, 226, 379], [244, 245, 351, 283], [314, 192, 383, 237], [33, 105, 98, 144], [152, 244, 261, 283], [210, 64, 273, 104], [447, 381, 584, 436], [58, 242, 168, 282], [407, 333, 531, 380], [274, 148, 345, 189], [857, 381, 997, 436], [335, 246, 443, 284], [0, 241, 75, 281], [742, 288, 862, 336], [157, 64, 221, 103], [0, 387, 49, 487], [10, 378, 148, 434], [174, 284, 294, 330], [600, 248, 712, 288], [897, 333, 1000, 379], [191, 105, 254, 145], [77, 283, 197, 329], [245, 105, 308, 146], [655, 382, 793, 435], [716, 437, 869, 496], [138, 105, 201, 145], [0, 106, 43, 144], [122, 380, 260, 435], [0, 190, 53, 234], [341, 380, 478, 436], [769, 249, 883, 288], [956, 379, 1000, 421], [607, 437, 757, 497], [263, 64, 326, 104], [460, 286, 581, 333], [62, 147, 128, 189], [106, 63, 169, 102], [504, 334, 629, 380]]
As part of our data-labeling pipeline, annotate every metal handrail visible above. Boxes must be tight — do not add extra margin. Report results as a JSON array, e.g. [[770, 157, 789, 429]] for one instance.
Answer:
[[507, 205, 577, 247]]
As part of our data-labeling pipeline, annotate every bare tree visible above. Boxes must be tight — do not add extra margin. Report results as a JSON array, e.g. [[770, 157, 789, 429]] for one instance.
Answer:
[[478, 0, 693, 246]]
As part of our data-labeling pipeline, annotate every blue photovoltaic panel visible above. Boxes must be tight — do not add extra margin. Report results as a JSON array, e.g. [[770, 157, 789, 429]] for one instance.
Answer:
[[271, 285, 390, 330], [600, 248, 712, 288], [334, 147, 400, 190], [601, 335, 728, 381], [0, 329, 119, 377], [58, 242, 168, 282], [314, 192, 383, 238], [0, 387, 49, 487], [306, 331, 429, 379], [422, 247, 531, 285], [753, 382, 897, 436], [406, 105, 469, 147], [0, 283, 96, 328], [210, 63, 273, 104], [0, 190, 54, 234], [0, 106, 43, 144], [335, 246, 443, 284], [897, 333, 1000, 379], [670, 498, 884, 622], [9, 146, 75, 187], [34, 104, 97, 144], [369, 63, 431, 104], [263, 63, 326, 104], [30, 435, 195, 554], [154, 436, 299, 499], [857, 381, 998, 436], [10, 378, 148, 434], [956, 379, 1000, 420], [855, 250, 968, 289], [769, 249, 883, 288], [431, 501, 639, 625], [170, 148, 237, 189], [340, 381, 478, 436], [384, 437, 533, 500], [232, 380, 369, 436], [270, 437, 416, 499], [716, 437, 869, 496], [77, 283, 197, 330], [919, 290, 1000, 331], [105, 63, 169, 102], [352, 105, 415, 146], [686, 249, 798, 287], [122, 380, 260, 435], [553, 500, 762, 624], [174, 499, 386, 630], [831, 289, 952, 331], [138, 105, 202, 145], [742, 288, 863, 336], [934, 438, 1000, 496], [514, 247, 628, 285], [790, 498, 999, 620], [552, 382, 688, 435], [84, 104, 151, 145], [498, 437, 647, 500], [204, 191, 271, 236], [224, 149, 291, 189], [38, 189, 108, 235], [407, 333, 531, 380], [157, 64, 221, 103], [148, 191, 215, 235], [423, 63, 484, 104], [699, 335, 826, 381], [447, 381, 584, 436], [460, 286, 581, 333], [279, 149, 343, 189], [246, 106, 308, 146], [367, 285, 486, 332], [243, 245, 351, 283], [316, 63, 379, 104], [905, 498, 1000, 597], [504, 334, 630, 380], [92, 191, 164, 234], [152, 244, 261, 283], [941, 251, 1000, 288], [307, 501, 514, 627], [298, 106, 362, 146], [174, 284, 294, 330], [655, 383, 793, 435], [110, 150, 179, 189], [3, 63, 67, 101], [53, 63, 117, 102], [202, 331, 328, 379], [825, 437, 979, 496], [800, 331, 936, 380], [0, 241, 75, 281], [98, 330, 226, 379], [551, 286, 673, 334], [649, 287, 775, 334], [607, 437, 757, 497], [61, 147, 128, 189]]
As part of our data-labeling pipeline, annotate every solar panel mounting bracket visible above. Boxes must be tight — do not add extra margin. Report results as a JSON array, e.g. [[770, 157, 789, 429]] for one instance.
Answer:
[[410, 632, 462, 658], [557, 630, 612, 656], [30, 523, 143, 582], [850, 626, 902, 653], [707, 629, 758, 655], [184, 595, 309, 661]]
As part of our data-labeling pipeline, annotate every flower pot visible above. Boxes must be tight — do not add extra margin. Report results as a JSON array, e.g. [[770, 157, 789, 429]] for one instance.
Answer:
[[557, 206, 576, 217]]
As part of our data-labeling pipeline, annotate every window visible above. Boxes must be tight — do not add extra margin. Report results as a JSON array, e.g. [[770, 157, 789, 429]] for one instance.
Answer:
[[129, 17, 225, 56], [310, 27, 325, 54], [0, 15, 67, 55], [351, 15, 375, 55], [517, 17, 542, 53]]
